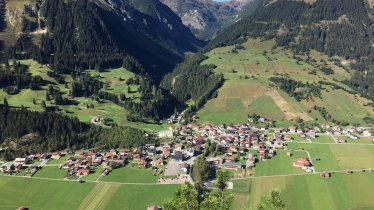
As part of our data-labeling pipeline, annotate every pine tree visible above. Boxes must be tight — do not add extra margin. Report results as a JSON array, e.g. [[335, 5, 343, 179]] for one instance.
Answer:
[[41, 100, 47, 112], [3, 97, 9, 110]]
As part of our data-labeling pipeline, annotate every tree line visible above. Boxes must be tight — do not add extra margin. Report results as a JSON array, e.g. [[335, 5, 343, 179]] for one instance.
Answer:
[[269, 77, 322, 101]]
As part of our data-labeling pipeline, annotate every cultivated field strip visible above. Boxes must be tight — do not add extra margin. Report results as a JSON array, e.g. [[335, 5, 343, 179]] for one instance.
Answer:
[[78, 183, 119, 210]]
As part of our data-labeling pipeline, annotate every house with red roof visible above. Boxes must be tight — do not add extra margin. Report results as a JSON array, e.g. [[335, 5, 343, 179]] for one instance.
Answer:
[[76, 169, 90, 176], [293, 158, 311, 167]]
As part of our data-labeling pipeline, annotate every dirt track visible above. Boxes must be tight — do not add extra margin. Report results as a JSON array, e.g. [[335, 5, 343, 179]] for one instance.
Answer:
[[265, 90, 313, 121]]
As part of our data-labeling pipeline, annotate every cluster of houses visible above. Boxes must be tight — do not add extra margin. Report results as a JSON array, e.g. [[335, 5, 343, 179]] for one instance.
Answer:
[[0, 158, 27, 175], [0, 157, 40, 176], [174, 123, 374, 174], [60, 150, 128, 177], [166, 110, 186, 125], [1, 122, 372, 182], [273, 126, 317, 140], [175, 124, 292, 172], [0, 140, 200, 180], [322, 124, 373, 138]]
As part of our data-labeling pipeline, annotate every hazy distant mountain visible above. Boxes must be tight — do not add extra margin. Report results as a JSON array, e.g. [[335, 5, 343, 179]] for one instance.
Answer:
[[160, 0, 251, 40]]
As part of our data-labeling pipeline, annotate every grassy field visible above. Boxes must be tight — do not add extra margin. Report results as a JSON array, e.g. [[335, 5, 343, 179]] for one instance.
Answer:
[[0, 176, 95, 210], [99, 167, 158, 183], [313, 135, 336, 143], [0, 176, 177, 210], [290, 134, 310, 143], [287, 143, 374, 171], [33, 167, 67, 179], [233, 137, 374, 210], [197, 38, 374, 126], [233, 172, 374, 210], [229, 140, 374, 209], [255, 150, 309, 176], [103, 184, 178, 210], [78, 183, 120, 210]]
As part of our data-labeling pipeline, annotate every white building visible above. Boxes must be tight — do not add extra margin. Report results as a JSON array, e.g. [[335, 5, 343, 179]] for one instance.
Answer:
[[159, 128, 173, 138], [363, 130, 372, 137]]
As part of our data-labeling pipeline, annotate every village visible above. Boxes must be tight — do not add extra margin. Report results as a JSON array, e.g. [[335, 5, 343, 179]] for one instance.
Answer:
[[1, 122, 373, 185]]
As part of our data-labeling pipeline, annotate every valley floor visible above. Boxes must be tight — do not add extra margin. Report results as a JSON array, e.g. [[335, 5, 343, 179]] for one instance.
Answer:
[[1, 132, 374, 210]]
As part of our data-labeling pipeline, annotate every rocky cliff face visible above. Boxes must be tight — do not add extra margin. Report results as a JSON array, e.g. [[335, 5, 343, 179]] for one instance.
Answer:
[[160, 0, 250, 40]]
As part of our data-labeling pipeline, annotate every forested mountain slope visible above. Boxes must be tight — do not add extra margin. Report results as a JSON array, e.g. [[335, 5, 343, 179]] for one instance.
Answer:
[[3, 0, 204, 77], [0, 0, 208, 140]]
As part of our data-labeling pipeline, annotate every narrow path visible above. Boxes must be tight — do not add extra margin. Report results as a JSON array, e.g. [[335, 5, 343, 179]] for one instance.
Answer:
[[0, 173, 179, 185], [330, 135, 339, 144], [290, 142, 374, 146], [95, 174, 103, 182]]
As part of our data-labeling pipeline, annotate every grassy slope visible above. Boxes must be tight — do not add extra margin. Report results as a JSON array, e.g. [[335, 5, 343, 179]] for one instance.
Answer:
[[197, 39, 374, 126]]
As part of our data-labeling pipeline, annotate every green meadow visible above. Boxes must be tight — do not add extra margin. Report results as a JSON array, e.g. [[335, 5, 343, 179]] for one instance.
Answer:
[[255, 150, 308, 176], [0, 176, 177, 210], [0, 176, 95, 210], [33, 167, 67, 179], [287, 143, 374, 171], [233, 172, 374, 210]]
